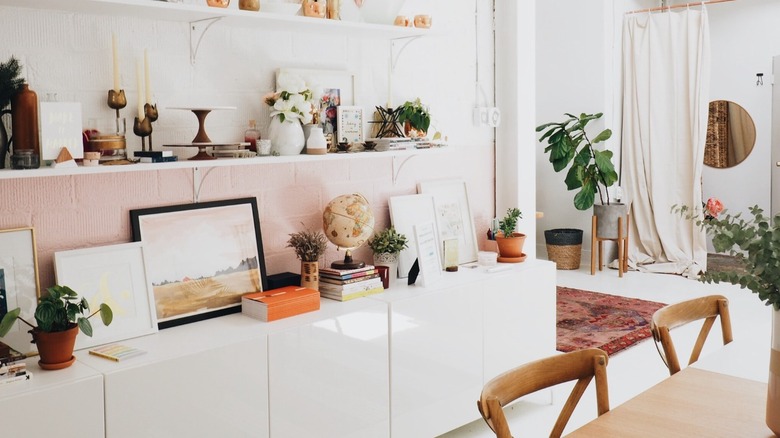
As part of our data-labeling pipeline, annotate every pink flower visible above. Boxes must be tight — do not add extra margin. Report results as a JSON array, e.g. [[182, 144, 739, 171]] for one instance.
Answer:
[[706, 197, 724, 218]]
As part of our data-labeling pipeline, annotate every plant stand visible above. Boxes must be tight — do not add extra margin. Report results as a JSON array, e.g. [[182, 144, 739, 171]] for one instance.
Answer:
[[591, 214, 629, 277]]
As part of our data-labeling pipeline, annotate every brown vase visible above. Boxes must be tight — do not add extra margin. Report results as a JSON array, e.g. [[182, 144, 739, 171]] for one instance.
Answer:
[[767, 309, 780, 434], [301, 261, 319, 290], [495, 232, 527, 259], [32, 324, 78, 370], [239, 0, 259, 11], [10, 83, 40, 166]]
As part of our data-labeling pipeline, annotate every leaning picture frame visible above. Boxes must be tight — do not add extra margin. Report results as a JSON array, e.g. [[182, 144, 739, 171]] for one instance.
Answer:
[[389, 194, 440, 278], [0, 227, 41, 337], [417, 179, 479, 265], [54, 242, 158, 350], [130, 197, 268, 329]]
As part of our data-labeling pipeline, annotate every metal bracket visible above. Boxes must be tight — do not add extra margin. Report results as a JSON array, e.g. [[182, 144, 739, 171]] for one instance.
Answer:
[[192, 166, 216, 203], [392, 154, 415, 184], [189, 17, 223, 66], [390, 36, 422, 73]]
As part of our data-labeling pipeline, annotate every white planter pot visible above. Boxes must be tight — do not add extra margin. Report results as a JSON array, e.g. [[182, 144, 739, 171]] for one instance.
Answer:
[[269, 117, 305, 156]]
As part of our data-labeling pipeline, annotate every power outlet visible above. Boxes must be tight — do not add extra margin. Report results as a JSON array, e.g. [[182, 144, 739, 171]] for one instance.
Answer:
[[473, 107, 490, 126], [487, 107, 501, 127]]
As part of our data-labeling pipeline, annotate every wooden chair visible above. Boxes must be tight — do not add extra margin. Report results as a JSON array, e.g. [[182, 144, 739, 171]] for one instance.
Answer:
[[591, 214, 629, 277], [477, 348, 610, 438], [650, 294, 733, 375]]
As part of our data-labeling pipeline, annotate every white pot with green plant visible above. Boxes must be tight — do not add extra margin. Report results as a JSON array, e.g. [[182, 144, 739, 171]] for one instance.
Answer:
[[536, 112, 627, 238], [674, 202, 780, 434], [495, 208, 526, 261], [0, 285, 113, 370], [396, 98, 431, 139], [287, 227, 328, 290], [368, 227, 409, 284]]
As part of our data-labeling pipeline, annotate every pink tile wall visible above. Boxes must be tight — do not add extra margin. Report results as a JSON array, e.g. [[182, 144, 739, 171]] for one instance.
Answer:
[[0, 150, 494, 289]]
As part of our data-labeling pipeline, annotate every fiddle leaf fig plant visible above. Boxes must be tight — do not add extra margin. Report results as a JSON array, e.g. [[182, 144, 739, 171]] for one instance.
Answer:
[[536, 112, 618, 211], [368, 227, 409, 255], [0, 285, 113, 337], [498, 208, 523, 238]]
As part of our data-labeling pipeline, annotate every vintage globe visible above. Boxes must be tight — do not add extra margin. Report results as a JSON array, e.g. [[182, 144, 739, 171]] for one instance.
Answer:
[[322, 193, 375, 269]]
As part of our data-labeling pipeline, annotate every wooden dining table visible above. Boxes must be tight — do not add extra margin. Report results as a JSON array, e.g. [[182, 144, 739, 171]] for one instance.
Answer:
[[565, 367, 775, 437]]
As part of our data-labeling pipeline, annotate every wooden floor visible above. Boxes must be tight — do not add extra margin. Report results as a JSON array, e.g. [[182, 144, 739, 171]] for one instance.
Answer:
[[440, 263, 771, 437]]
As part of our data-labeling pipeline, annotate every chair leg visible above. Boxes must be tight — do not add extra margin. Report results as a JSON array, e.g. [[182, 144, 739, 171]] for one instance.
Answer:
[[591, 215, 597, 275], [624, 214, 630, 273]]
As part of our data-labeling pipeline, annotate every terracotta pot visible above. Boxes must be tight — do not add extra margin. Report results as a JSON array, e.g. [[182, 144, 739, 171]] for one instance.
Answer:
[[32, 324, 78, 370], [495, 232, 526, 258], [301, 261, 319, 290], [767, 309, 780, 434]]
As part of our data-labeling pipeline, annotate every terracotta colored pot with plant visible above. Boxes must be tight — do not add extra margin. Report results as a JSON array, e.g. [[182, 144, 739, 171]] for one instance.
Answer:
[[495, 208, 526, 261], [287, 226, 328, 290], [0, 285, 113, 370]]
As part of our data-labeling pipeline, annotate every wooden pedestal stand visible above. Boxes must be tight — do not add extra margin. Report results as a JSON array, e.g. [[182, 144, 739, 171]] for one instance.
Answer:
[[591, 214, 629, 277]]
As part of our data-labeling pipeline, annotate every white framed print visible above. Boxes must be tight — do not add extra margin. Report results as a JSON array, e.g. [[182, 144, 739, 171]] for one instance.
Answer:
[[389, 194, 440, 278], [54, 242, 158, 350], [413, 221, 442, 288], [40, 102, 84, 160], [336, 106, 364, 144], [418, 179, 479, 265]]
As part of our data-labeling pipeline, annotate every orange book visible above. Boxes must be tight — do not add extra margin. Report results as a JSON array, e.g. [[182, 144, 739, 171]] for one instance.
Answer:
[[242, 286, 320, 322]]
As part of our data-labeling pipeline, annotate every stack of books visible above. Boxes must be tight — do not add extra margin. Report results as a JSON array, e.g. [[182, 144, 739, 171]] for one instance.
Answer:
[[0, 340, 32, 387], [134, 150, 178, 163], [319, 265, 384, 301], [242, 286, 320, 322]]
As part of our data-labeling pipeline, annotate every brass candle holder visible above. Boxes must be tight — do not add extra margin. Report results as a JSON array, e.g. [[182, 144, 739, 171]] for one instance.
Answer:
[[107, 89, 127, 119], [144, 103, 159, 151], [133, 116, 153, 151]]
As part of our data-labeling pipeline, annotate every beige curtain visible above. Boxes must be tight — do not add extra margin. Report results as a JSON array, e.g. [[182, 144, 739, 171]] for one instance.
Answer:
[[622, 9, 710, 277]]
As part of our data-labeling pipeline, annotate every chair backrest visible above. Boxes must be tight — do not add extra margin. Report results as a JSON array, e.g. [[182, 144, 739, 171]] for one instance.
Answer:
[[650, 294, 733, 375], [477, 348, 610, 438]]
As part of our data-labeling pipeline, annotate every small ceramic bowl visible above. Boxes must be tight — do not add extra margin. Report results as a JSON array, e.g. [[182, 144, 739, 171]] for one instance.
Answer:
[[207, 0, 230, 7], [394, 15, 411, 27], [363, 141, 377, 151], [337, 142, 351, 153], [414, 14, 432, 28]]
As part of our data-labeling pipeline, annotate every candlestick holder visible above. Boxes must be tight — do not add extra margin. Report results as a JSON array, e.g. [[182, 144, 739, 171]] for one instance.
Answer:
[[107, 89, 127, 119], [133, 116, 153, 151], [144, 103, 158, 150]]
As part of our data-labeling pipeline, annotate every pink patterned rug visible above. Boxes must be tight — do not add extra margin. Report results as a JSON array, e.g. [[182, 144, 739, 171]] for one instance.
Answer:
[[557, 286, 667, 356]]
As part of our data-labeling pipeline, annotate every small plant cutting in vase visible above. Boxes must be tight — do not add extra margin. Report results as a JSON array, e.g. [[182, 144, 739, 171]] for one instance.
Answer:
[[287, 226, 328, 290], [396, 98, 431, 139], [0, 285, 113, 370], [264, 73, 316, 155], [495, 208, 526, 262], [673, 199, 780, 434]]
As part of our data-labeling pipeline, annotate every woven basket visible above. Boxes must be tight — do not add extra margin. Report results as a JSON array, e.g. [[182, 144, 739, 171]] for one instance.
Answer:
[[544, 229, 583, 270]]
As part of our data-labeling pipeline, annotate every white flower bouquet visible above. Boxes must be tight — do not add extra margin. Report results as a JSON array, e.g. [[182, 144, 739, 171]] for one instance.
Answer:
[[264, 73, 315, 124]]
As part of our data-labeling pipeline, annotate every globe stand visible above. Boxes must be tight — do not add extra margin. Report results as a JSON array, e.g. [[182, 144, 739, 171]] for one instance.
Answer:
[[331, 249, 365, 270]]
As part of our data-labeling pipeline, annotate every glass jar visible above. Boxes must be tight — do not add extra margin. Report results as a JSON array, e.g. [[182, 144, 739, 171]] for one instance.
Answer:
[[244, 119, 261, 152], [11, 149, 40, 170]]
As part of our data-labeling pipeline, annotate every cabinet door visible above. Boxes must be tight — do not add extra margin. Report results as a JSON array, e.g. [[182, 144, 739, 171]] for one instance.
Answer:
[[268, 301, 389, 438], [483, 261, 557, 379], [103, 339, 268, 438], [389, 285, 483, 438]]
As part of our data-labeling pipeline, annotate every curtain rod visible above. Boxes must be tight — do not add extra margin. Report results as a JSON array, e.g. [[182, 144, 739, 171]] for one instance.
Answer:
[[625, 0, 735, 15]]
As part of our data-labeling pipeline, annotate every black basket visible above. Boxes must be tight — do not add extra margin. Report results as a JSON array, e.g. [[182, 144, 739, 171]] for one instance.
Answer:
[[544, 228, 583, 246]]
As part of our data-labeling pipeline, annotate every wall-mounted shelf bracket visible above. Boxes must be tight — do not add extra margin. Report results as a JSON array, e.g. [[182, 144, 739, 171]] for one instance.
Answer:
[[190, 17, 223, 66], [192, 166, 216, 202], [392, 154, 416, 184], [390, 35, 423, 73]]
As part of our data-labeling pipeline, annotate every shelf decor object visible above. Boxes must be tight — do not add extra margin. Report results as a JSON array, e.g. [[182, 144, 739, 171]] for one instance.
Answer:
[[143, 103, 158, 151], [322, 193, 375, 269], [372, 105, 404, 138], [130, 197, 268, 329], [165, 106, 238, 160], [0, 227, 41, 335]]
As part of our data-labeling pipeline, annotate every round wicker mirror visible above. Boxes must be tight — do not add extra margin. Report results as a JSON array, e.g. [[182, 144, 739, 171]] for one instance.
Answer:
[[704, 100, 756, 168]]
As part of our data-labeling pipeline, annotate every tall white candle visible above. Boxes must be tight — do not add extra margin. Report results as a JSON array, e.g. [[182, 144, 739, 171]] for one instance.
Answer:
[[136, 61, 144, 120], [387, 58, 392, 108], [112, 33, 120, 93], [144, 49, 152, 104]]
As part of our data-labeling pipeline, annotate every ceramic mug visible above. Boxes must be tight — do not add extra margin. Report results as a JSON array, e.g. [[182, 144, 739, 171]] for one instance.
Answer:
[[303, 0, 327, 18], [394, 15, 411, 27], [206, 0, 230, 8], [414, 15, 432, 28]]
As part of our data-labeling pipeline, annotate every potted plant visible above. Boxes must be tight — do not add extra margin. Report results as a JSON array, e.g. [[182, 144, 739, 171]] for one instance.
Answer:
[[0, 56, 24, 169], [536, 112, 626, 239], [396, 98, 431, 138], [0, 285, 113, 370], [367, 227, 408, 285], [495, 208, 526, 261], [287, 227, 328, 290], [674, 201, 780, 433], [263, 72, 315, 155]]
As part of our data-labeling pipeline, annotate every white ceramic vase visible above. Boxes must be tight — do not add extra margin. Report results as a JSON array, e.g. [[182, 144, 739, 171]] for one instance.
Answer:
[[269, 117, 305, 156], [767, 308, 780, 434], [306, 126, 328, 155]]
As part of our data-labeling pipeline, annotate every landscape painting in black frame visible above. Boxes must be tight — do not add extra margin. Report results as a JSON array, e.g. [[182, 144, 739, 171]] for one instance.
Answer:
[[130, 197, 268, 329]]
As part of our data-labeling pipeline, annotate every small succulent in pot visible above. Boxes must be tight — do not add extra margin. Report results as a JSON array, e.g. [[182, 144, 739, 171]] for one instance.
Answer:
[[367, 227, 409, 255]]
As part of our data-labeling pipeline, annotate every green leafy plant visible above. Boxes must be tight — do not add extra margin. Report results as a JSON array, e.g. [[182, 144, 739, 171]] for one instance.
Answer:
[[0, 285, 113, 337], [287, 227, 328, 262], [498, 208, 523, 238], [0, 56, 24, 110], [396, 98, 431, 135], [673, 204, 780, 310], [536, 112, 618, 211], [368, 227, 409, 254]]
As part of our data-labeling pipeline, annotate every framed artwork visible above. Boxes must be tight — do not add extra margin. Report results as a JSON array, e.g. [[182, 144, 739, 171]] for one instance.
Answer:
[[418, 179, 479, 265], [413, 221, 443, 288], [337, 106, 364, 144], [54, 242, 158, 350], [39, 102, 84, 160], [389, 194, 440, 278], [276, 68, 357, 137], [130, 197, 268, 329], [0, 227, 41, 335]]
